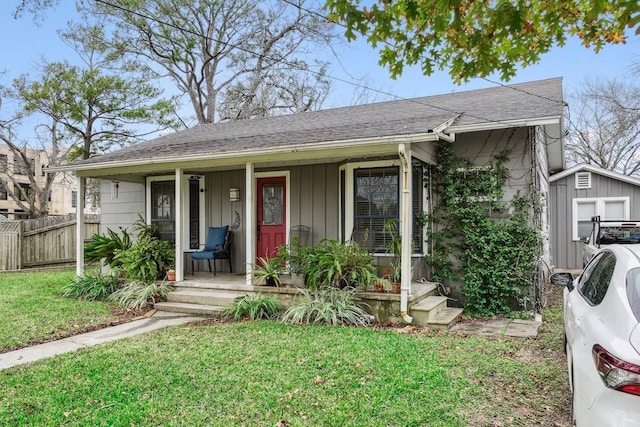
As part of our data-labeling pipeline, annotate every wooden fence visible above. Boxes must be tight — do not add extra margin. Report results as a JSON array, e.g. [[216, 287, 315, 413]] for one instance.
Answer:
[[0, 214, 100, 271]]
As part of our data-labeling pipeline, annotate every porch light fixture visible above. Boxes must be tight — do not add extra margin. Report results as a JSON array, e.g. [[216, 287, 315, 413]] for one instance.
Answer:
[[229, 187, 241, 202]]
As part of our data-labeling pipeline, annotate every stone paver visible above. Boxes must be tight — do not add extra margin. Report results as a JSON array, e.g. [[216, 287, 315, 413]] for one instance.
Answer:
[[0, 311, 204, 371], [450, 314, 542, 338]]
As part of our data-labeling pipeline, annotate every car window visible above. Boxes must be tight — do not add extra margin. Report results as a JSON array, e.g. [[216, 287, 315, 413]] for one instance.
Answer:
[[598, 226, 640, 244], [578, 251, 616, 305], [627, 268, 640, 322]]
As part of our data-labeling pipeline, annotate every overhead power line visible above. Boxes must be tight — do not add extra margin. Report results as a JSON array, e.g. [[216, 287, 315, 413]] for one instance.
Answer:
[[95, 0, 566, 128]]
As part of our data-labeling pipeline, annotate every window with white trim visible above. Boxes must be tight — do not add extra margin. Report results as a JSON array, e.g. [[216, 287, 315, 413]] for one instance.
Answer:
[[150, 180, 176, 244], [147, 175, 205, 249], [572, 197, 630, 241], [341, 160, 426, 253]]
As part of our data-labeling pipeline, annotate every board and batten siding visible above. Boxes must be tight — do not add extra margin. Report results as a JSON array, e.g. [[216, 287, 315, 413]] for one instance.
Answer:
[[550, 172, 640, 269], [452, 127, 532, 202], [205, 164, 340, 274]]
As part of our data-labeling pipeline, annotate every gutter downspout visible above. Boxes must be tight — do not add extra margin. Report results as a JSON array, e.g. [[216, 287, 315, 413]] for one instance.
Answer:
[[398, 144, 413, 324]]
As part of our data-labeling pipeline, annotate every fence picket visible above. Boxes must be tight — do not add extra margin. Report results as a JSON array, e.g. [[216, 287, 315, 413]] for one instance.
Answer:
[[0, 214, 100, 270]]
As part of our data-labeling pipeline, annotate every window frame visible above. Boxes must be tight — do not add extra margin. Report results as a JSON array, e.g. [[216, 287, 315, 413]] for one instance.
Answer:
[[572, 197, 630, 241], [146, 174, 205, 250], [340, 160, 426, 254]]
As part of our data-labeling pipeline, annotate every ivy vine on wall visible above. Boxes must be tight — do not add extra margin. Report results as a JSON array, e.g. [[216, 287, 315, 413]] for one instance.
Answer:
[[426, 142, 542, 316]]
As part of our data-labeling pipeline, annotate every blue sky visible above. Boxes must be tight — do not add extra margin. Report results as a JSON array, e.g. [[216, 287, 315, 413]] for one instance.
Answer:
[[1, 2, 638, 121]]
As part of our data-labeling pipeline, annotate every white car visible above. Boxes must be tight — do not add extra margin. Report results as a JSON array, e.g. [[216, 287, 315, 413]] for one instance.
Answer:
[[551, 244, 640, 426]]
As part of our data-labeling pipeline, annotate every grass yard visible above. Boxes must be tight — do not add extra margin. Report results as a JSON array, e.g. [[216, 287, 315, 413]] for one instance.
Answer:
[[0, 294, 571, 426], [0, 269, 119, 352]]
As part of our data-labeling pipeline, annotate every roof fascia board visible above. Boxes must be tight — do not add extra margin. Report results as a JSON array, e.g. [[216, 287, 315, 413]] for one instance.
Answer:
[[49, 133, 440, 174], [549, 163, 640, 186], [447, 116, 561, 133]]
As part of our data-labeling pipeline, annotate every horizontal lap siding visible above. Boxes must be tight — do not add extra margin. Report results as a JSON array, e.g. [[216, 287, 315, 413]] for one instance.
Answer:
[[99, 180, 145, 235]]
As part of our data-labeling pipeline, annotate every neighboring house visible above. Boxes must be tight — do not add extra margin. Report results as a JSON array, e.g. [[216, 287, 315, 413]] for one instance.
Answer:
[[550, 163, 640, 269], [51, 78, 565, 314], [0, 145, 82, 219]]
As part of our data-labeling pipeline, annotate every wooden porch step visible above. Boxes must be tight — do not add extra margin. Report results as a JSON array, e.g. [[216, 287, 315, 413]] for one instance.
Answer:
[[154, 301, 224, 316]]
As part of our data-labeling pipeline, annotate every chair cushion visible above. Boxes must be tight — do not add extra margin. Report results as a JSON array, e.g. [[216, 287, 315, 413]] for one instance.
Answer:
[[203, 226, 228, 251], [191, 251, 214, 260]]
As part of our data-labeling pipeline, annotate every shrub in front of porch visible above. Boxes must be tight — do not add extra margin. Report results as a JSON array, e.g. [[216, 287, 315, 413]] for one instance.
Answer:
[[68, 216, 175, 309], [304, 239, 382, 290]]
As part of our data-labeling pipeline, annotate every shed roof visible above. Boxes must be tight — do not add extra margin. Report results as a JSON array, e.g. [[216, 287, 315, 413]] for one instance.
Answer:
[[550, 163, 640, 186]]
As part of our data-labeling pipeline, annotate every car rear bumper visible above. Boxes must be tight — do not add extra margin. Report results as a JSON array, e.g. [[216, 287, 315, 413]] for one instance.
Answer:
[[576, 388, 640, 426]]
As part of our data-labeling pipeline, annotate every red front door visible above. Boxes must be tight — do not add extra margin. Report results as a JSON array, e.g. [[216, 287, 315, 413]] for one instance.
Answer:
[[257, 176, 286, 258]]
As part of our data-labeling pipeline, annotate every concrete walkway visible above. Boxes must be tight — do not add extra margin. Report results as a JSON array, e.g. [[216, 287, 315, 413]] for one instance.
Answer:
[[1, 311, 543, 372], [450, 313, 543, 338], [0, 311, 204, 371]]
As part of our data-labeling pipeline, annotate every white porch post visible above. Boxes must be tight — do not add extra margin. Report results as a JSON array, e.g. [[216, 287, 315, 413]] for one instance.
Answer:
[[398, 144, 413, 323], [245, 162, 255, 286], [75, 176, 85, 277], [174, 168, 184, 281]]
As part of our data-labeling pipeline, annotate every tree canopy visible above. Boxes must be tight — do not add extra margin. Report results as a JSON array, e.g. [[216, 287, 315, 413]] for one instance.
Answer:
[[566, 78, 640, 176], [91, 0, 337, 124], [325, 0, 639, 82]]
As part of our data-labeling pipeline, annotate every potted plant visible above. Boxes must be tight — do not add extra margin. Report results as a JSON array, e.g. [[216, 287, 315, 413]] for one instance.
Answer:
[[372, 276, 392, 293], [252, 256, 284, 287], [166, 267, 176, 282]]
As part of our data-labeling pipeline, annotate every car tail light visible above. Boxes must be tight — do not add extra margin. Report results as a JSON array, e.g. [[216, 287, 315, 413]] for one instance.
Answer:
[[592, 344, 640, 396]]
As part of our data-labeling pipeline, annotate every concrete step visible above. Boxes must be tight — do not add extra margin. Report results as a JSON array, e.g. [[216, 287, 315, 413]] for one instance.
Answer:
[[167, 289, 243, 306], [154, 301, 224, 316], [410, 296, 449, 325], [425, 307, 464, 330]]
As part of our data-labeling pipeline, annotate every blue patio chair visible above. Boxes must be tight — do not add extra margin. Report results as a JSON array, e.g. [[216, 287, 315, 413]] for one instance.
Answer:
[[191, 226, 233, 276]]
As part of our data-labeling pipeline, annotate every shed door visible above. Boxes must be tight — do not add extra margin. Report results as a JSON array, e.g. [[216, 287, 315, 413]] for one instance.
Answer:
[[257, 176, 286, 258]]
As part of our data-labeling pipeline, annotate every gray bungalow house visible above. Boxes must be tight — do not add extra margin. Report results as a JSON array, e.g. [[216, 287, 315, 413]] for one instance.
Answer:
[[550, 163, 640, 269], [52, 77, 564, 320]]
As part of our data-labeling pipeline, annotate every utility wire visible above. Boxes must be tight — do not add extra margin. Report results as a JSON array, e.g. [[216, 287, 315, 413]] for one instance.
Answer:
[[282, 0, 568, 108], [95, 0, 565, 128]]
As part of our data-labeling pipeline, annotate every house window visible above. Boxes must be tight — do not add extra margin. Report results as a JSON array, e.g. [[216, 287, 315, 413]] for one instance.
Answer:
[[343, 160, 426, 254], [575, 172, 591, 189], [0, 182, 7, 200], [13, 210, 29, 220], [14, 157, 35, 176], [572, 197, 630, 241], [71, 191, 77, 208], [353, 167, 399, 252], [188, 177, 200, 250], [15, 183, 31, 201], [0, 154, 7, 173], [147, 175, 205, 250], [151, 180, 176, 244]]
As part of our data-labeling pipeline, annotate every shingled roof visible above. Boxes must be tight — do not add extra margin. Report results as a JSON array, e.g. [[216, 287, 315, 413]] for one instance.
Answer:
[[68, 77, 564, 168]]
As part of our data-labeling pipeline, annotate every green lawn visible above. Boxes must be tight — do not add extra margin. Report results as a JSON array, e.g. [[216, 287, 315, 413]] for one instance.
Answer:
[[0, 269, 117, 352], [0, 300, 571, 426]]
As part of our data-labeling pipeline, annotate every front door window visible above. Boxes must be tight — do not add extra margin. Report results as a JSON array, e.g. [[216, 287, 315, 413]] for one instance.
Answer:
[[151, 180, 175, 244]]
